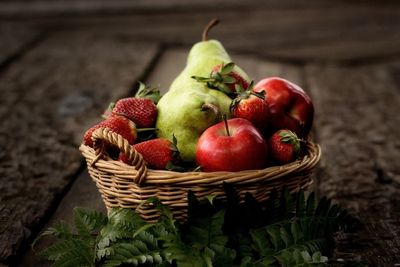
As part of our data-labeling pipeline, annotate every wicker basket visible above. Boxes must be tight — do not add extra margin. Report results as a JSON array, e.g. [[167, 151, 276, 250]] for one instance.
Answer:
[[80, 127, 321, 222]]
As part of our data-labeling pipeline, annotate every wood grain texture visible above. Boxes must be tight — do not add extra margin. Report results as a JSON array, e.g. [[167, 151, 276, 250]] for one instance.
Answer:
[[0, 32, 159, 264], [306, 62, 400, 265], [19, 171, 106, 267], [12, 4, 400, 63], [0, 23, 42, 68], [0, 1, 346, 18]]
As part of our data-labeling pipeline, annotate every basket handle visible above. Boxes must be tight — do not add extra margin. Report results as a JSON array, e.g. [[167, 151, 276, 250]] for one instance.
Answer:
[[91, 127, 148, 185]]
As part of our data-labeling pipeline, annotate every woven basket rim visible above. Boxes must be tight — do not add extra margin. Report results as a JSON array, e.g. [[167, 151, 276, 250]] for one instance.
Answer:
[[79, 140, 321, 186]]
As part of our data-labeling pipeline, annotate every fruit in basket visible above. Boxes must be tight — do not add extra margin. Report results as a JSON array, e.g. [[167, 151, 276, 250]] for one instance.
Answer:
[[157, 90, 230, 163], [196, 117, 268, 172], [112, 97, 157, 128], [83, 115, 137, 147], [156, 19, 251, 162], [230, 85, 270, 134], [253, 77, 314, 137], [124, 137, 180, 170], [268, 129, 301, 164], [105, 82, 159, 128], [192, 62, 250, 95]]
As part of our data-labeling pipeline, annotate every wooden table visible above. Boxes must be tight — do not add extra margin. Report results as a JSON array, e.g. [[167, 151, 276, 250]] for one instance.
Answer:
[[1, 1, 400, 266]]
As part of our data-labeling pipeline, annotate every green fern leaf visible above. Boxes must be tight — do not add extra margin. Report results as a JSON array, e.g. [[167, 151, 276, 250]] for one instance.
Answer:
[[73, 207, 107, 240], [43, 221, 72, 239], [275, 249, 328, 267], [102, 242, 167, 267], [305, 192, 316, 216], [296, 190, 306, 217], [98, 208, 147, 252], [39, 238, 95, 267], [32, 220, 72, 250]]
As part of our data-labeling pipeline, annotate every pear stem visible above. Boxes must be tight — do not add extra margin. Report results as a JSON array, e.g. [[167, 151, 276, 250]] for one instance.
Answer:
[[201, 103, 221, 118], [223, 114, 230, 136], [202, 18, 220, 41]]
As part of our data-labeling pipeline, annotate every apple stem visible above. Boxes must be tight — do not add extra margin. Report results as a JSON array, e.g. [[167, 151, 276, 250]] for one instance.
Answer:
[[223, 114, 230, 136], [202, 18, 219, 41]]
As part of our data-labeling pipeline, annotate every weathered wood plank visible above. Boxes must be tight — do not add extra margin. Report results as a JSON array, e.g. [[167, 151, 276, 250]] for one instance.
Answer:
[[306, 62, 400, 265], [0, 0, 345, 18], [0, 23, 43, 67], [0, 32, 159, 264], [14, 5, 400, 63], [18, 171, 106, 267]]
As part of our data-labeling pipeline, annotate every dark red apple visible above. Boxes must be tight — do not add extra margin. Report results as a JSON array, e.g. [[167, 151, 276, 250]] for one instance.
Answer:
[[196, 118, 268, 172], [253, 77, 314, 137]]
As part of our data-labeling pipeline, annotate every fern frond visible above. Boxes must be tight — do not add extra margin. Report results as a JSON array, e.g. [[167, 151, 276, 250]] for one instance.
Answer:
[[306, 192, 316, 216], [37, 208, 105, 266], [43, 221, 72, 239], [274, 250, 328, 267], [39, 238, 95, 267], [102, 242, 167, 267], [73, 207, 107, 240], [98, 208, 147, 251], [32, 220, 72, 251], [109, 208, 147, 230]]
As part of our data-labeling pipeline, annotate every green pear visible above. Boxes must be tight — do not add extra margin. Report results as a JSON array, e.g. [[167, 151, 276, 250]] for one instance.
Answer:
[[156, 19, 251, 162]]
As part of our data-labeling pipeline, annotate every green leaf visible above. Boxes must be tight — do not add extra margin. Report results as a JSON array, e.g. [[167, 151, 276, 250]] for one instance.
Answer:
[[220, 62, 235, 75], [296, 190, 306, 217], [135, 81, 161, 104], [38, 186, 358, 267], [32, 221, 72, 250], [98, 208, 146, 253], [73, 207, 107, 240], [39, 238, 95, 267], [306, 192, 316, 216], [223, 76, 237, 84], [291, 220, 303, 244], [280, 226, 292, 248]]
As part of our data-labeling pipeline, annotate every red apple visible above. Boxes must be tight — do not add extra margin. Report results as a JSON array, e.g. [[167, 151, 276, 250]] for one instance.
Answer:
[[253, 77, 314, 137], [196, 118, 268, 172]]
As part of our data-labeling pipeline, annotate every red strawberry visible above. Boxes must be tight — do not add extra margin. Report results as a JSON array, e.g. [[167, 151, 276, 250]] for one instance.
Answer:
[[230, 87, 269, 135], [192, 62, 249, 95], [83, 115, 137, 147], [268, 129, 301, 164], [112, 97, 157, 128], [123, 137, 179, 170], [103, 82, 160, 127]]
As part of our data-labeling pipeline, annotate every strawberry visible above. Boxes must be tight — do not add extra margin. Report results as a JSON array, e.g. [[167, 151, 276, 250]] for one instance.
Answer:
[[230, 86, 269, 135], [112, 97, 157, 128], [83, 115, 137, 148], [192, 62, 249, 95], [122, 137, 179, 170], [267, 129, 301, 164], [103, 82, 160, 127]]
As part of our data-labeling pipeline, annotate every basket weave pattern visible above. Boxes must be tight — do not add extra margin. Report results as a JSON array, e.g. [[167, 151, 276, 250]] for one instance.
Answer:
[[80, 128, 321, 221]]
